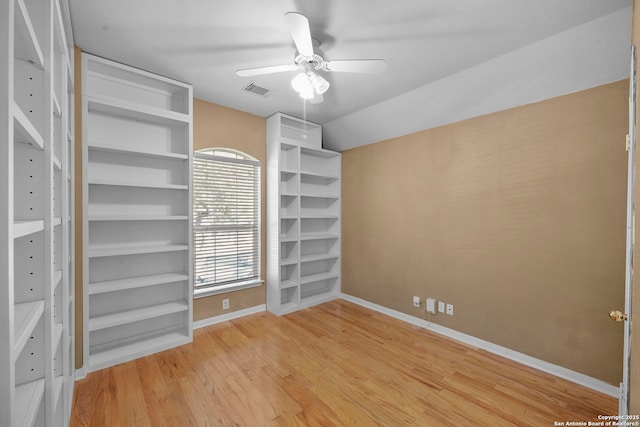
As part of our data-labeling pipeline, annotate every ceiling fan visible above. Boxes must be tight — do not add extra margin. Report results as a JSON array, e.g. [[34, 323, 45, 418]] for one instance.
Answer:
[[236, 12, 386, 104]]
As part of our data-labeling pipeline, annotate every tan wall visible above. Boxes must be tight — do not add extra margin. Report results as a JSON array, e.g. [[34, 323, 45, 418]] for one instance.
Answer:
[[192, 99, 266, 321], [631, 0, 639, 414], [342, 80, 628, 385]]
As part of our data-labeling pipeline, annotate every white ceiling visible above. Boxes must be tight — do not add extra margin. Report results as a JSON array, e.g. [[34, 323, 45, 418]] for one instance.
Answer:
[[69, 0, 633, 151]]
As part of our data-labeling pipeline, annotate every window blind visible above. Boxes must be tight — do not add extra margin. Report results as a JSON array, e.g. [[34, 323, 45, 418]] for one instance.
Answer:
[[193, 150, 260, 292]]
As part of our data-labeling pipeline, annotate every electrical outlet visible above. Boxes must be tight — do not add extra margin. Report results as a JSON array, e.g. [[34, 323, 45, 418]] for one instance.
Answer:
[[222, 298, 230, 310], [412, 296, 421, 308], [446, 303, 454, 316], [426, 298, 437, 314], [438, 301, 445, 313]]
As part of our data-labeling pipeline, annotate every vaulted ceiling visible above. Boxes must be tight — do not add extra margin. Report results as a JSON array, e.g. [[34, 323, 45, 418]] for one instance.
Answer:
[[70, 0, 633, 150]]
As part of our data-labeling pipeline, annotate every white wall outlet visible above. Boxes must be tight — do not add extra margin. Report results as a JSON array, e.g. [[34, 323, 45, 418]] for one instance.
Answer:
[[446, 303, 454, 316], [222, 298, 230, 310], [412, 296, 421, 308], [426, 298, 437, 314], [438, 301, 446, 313]]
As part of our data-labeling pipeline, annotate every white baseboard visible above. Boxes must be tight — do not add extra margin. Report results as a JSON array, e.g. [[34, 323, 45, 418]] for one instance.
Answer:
[[340, 293, 619, 398], [193, 304, 266, 329], [75, 367, 86, 381]]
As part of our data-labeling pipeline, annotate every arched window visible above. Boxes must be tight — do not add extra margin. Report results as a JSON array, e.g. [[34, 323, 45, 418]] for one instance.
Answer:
[[193, 148, 261, 296]]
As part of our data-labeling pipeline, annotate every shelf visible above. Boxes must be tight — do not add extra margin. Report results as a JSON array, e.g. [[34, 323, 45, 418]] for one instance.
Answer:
[[280, 258, 298, 266], [280, 236, 298, 243], [89, 300, 189, 332], [53, 154, 62, 171], [300, 171, 339, 180], [300, 253, 340, 263], [53, 375, 64, 412], [299, 233, 340, 241], [13, 220, 44, 238], [86, 96, 190, 127], [88, 143, 189, 160], [88, 244, 189, 258], [53, 322, 63, 354], [300, 214, 340, 219], [53, 216, 62, 226], [15, 379, 45, 427], [54, 270, 62, 290], [87, 179, 188, 190], [52, 92, 62, 117], [89, 215, 188, 222], [300, 193, 340, 199], [14, 300, 44, 358], [89, 330, 189, 372], [14, 0, 44, 69], [300, 147, 340, 158], [13, 103, 44, 150], [300, 271, 339, 285], [280, 280, 298, 290], [89, 272, 189, 295]]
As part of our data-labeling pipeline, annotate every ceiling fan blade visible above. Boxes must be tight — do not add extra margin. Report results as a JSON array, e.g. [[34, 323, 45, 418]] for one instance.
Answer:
[[323, 59, 387, 73], [236, 64, 299, 77], [284, 12, 314, 57]]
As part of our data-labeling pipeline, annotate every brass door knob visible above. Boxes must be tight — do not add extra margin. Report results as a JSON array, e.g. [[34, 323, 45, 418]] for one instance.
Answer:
[[609, 310, 628, 322]]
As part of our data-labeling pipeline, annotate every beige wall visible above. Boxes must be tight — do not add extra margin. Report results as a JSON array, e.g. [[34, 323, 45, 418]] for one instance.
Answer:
[[630, 0, 639, 414], [342, 80, 628, 385], [192, 99, 266, 321]]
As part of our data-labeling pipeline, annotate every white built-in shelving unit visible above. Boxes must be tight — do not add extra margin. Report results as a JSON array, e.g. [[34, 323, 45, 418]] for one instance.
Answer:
[[1, 0, 75, 425], [266, 113, 341, 315], [81, 53, 193, 372]]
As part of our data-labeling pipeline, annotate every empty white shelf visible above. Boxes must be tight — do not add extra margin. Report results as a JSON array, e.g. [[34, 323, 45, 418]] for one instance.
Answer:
[[88, 143, 189, 160], [89, 300, 189, 331], [14, 379, 45, 427], [86, 96, 190, 127], [299, 233, 340, 241], [14, 0, 44, 68], [14, 300, 44, 358], [53, 217, 62, 226], [300, 271, 339, 285], [280, 280, 298, 290], [280, 236, 298, 243], [89, 272, 189, 295], [87, 179, 188, 190], [300, 253, 340, 263], [300, 193, 340, 199], [53, 375, 64, 412], [53, 323, 63, 355], [53, 155, 62, 171], [13, 220, 44, 238], [280, 258, 298, 266], [89, 215, 188, 222], [13, 103, 44, 150], [300, 171, 339, 180], [89, 330, 190, 372], [53, 270, 62, 290], [88, 244, 189, 258]]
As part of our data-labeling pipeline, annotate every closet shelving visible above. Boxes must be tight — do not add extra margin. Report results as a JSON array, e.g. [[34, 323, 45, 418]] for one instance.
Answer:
[[266, 113, 341, 315], [82, 53, 193, 372], [2, 0, 75, 426]]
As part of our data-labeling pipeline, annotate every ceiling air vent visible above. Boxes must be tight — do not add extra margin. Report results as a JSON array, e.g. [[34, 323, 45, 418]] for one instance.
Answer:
[[242, 82, 270, 97]]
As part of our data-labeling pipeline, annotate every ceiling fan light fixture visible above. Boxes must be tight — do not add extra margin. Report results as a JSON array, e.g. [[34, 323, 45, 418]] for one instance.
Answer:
[[291, 72, 313, 98], [308, 72, 330, 95]]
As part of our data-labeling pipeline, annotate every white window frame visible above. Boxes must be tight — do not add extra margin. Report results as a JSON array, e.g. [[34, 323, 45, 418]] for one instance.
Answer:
[[193, 148, 262, 298]]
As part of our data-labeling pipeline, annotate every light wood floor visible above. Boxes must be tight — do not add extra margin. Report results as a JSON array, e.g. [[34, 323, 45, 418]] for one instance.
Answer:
[[71, 299, 616, 426]]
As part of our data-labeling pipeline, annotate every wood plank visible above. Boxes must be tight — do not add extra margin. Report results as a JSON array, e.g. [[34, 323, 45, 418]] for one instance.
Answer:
[[71, 300, 617, 426]]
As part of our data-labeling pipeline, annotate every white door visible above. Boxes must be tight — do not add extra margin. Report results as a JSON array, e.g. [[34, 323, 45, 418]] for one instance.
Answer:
[[618, 43, 636, 416]]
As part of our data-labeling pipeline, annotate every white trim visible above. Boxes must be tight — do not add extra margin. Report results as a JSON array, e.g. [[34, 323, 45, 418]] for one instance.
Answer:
[[194, 279, 263, 299], [340, 293, 619, 398], [193, 304, 266, 329], [75, 367, 86, 381]]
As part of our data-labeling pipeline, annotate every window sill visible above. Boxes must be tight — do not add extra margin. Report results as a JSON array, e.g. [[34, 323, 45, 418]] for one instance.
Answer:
[[193, 279, 264, 299]]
